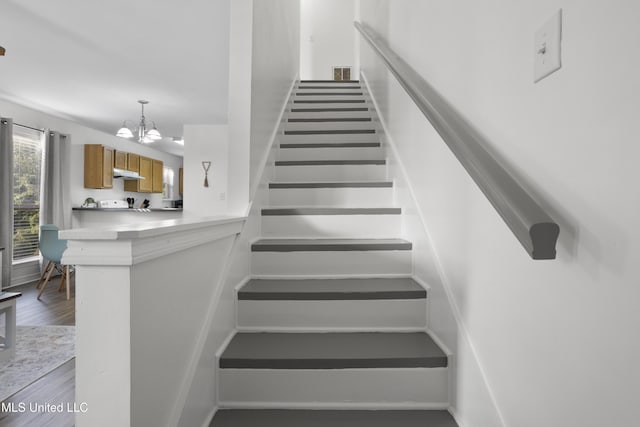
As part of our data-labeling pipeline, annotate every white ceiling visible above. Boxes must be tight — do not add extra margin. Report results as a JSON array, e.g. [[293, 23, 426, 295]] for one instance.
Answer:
[[0, 0, 232, 157]]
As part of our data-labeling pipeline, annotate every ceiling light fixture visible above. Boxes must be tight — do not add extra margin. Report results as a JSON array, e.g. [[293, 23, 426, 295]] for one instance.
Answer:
[[116, 100, 162, 143]]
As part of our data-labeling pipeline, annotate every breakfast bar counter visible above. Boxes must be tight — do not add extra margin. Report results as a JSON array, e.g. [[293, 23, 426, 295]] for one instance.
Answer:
[[71, 207, 183, 228]]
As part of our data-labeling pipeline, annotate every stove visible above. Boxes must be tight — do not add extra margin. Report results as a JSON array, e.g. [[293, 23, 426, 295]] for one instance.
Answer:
[[98, 200, 130, 209]]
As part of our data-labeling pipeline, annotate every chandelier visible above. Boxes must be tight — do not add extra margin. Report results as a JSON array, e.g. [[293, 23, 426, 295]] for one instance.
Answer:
[[116, 100, 162, 143]]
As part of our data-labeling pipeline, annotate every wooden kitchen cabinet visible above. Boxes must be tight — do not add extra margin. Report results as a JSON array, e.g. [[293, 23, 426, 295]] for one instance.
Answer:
[[139, 157, 153, 192], [152, 159, 163, 193], [126, 153, 140, 172], [84, 144, 113, 189], [114, 150, 127, 169], [125, 156, 153, 193]]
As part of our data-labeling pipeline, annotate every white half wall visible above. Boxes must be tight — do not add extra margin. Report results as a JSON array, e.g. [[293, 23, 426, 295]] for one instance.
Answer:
[[359, 1, 640, 427], [300, 0, 358, 80], [183, 125, 229, 216]]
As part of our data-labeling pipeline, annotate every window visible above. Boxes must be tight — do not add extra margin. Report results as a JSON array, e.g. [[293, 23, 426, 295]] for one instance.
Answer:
[[332, 66, 352, 81], [12, 126, 44, 262], [163, 167, 174, 200]]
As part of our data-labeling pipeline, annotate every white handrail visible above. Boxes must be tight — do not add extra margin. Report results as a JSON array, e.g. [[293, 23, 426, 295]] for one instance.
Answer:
[[355, 22, 559, 260]]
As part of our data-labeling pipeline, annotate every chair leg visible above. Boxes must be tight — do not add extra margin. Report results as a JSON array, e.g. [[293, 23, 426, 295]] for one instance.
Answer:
[[58, 268, 66, 292], [38, 263, 56, 300], [36, 260, 52, 289], [65, 265, 71, 300]]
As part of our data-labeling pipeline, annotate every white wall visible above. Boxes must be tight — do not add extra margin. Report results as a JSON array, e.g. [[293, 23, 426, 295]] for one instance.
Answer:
[[249, 0, 300, 195], [227, 0, 253, 215], [300, 0, 357, 80], [226, 0, 299, 215], [0, 99, 183, 211], [359, 1, 640, 427], [183, 125, 228, 216]]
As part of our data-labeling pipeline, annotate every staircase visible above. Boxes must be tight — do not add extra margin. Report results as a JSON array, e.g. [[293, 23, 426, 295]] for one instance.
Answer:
[[210, 80, 458, 426]]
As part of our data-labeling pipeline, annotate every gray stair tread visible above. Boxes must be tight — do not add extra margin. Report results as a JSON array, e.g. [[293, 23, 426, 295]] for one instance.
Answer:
[[284, 129, 375, 135], [294, 100, 367, 103], [211, 409, 458, 427], [291, 107, 369, 112], [300, 80, 359, 83], [261, 207, 400, 215], [288, 117, 372, 122], [269, 181, 392, 188], [280, 142, 380, 148], [298, 85, 361, 89], [239, 278, 426, 300], [275, 160, 384, 166], [251, 238, 412, 252], [296, 92, 364, 96], [220, 332, 447, 369]]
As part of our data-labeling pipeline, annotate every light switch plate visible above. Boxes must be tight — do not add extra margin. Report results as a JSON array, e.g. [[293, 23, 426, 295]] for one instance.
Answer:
[[534, 9, 562, 82]]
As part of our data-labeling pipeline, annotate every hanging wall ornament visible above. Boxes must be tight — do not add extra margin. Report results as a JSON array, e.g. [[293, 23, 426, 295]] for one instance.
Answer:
[[202, 161, 212, 187]]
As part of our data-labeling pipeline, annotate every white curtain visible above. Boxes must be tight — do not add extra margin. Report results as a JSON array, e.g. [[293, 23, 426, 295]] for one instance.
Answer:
[[40, 131, 71, 229], [0, 117, 14, 288]]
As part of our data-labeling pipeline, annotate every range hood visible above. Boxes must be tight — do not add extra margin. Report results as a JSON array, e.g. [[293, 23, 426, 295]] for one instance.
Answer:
[[113, 168, 144, 180]]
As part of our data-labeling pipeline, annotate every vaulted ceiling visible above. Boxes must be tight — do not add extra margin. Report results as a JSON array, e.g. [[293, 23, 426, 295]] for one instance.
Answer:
[[0, 0, 231, 156]]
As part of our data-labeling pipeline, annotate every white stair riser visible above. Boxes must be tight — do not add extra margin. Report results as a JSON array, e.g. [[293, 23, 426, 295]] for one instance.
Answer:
[[269, 187, 393, 207], [296, 80, 364, 87], [237, 299, 427, 329], [251, 250, 412, 276], [291, 102, 371, 110], [288, 111, 372, 120], [261, 214, 400, 238], [297, 83, 361, 87], [218, 368, 448, 407], [274, 165, 386, 182], [293, 96, 366, 103], [277, 147, 384, 161], [286, 122, 375, 131], [296, 90, 363, 96], [281, 133, 378, 143]]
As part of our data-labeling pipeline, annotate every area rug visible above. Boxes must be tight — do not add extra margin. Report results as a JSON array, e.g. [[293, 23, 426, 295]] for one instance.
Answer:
[[0, 325, 75, 402]]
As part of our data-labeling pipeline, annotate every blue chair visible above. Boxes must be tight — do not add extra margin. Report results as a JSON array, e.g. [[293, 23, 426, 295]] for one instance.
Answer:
[[36, 224, 71, 300]]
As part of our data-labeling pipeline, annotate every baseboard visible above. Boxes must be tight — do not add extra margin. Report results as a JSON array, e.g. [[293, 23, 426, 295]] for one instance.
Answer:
[[449, 406, 468, 427], [361, 71, 506, 427], [249, 75, 299, 202], [425, 328, 453, 357], [410, 275, 432, 291], [215, 329, 239, 417], [168, 236, 242, 427], [202, 406, 218, 427]]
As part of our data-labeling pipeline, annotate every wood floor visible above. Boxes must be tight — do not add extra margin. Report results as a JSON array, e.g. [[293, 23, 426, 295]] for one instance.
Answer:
[[0, 277, 76, 427]]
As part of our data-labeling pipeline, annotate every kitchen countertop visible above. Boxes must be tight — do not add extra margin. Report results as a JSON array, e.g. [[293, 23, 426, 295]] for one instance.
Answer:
[[72, 207, 183, 212], [60, 216, 244, 240]]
